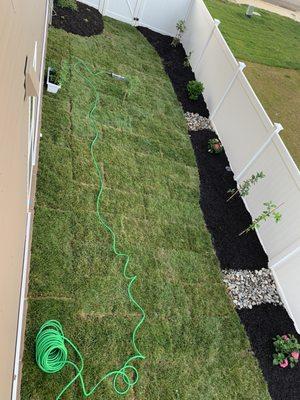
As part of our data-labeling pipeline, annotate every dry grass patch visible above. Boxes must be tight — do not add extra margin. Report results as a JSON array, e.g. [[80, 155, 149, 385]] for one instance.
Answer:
[[245, 62, 300, 167]]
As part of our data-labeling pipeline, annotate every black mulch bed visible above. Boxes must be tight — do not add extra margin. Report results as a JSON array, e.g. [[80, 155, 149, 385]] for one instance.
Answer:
[[138, 27, 209, 117], [52, 2, 104, 37], [190, 129, 268, 270], [238, 305, 300, 400]]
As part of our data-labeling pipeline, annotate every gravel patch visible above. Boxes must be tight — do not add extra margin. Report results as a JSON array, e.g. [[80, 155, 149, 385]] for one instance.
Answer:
[[185, 112, 212, 131], [223, 268, 282, 309]]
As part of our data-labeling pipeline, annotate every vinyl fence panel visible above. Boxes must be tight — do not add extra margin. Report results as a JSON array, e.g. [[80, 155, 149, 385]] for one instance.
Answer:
[[79, 0, 100, 8], [92, 0, 191, 35], [272, 248, 300, 333], [241, 135, 300, 261], [181, 0, 213, 59], [102, 0, 140, 24], [195, 32, 238, 113], [212, 74, 274, 175], [138, 0, 192, 36]]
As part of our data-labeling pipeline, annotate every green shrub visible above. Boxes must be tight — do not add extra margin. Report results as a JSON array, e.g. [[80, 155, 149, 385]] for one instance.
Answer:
[[55, 0, 78, 11], [187, 80, 204, 100]]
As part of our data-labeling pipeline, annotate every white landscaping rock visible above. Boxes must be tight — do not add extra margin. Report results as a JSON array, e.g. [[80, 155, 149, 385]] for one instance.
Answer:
[[185, 112, 212, 131], [222, 268, 282, 309]]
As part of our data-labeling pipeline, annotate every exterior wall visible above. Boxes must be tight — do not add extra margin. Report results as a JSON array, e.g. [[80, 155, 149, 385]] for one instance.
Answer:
[[0, 0, 48, 398]]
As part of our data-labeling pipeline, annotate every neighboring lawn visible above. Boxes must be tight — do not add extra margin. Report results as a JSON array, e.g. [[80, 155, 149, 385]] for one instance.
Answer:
[[245, 62, 300, 166], [205, 0, 300, 69], [205, 0, 300, 167], [21, 19, 270, 399]]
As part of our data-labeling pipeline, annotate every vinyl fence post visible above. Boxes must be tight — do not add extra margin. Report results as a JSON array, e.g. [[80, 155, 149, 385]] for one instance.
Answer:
[[195, 18, 220, 69], [235, 122, 283, 181], [48, 0, 53, 25], [210, 61, 246, 120]]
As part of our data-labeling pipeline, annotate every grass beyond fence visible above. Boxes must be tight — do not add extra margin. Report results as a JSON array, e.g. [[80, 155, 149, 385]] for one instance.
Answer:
[[205, 0, 300, 70], [21, 18, 270, 399], [205, 0, 300, 167]]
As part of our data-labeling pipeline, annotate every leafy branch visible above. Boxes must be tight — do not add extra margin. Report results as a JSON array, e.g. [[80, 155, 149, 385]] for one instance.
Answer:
[[227, 171, 265, 202], [171, 20, 186, 47], [183, 51, 192, 67], [239, 201, 283, 236]]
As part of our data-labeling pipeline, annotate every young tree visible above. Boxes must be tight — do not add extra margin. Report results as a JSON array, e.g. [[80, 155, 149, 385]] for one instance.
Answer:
[[239, 201, 282, 236]]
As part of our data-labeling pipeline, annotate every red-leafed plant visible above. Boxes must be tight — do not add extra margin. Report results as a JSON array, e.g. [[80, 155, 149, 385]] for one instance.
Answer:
[[273, 334, 300, 369]]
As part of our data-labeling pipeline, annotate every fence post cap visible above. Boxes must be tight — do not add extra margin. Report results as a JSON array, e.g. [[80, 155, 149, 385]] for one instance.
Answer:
[[274, 122, 283, 133], [239, 62, 246, 70], [214, 19, 221, 26]]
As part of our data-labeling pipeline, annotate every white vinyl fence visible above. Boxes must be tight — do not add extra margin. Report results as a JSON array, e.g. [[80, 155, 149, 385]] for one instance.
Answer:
[[182, 0, 300, 332], [80, 0, 192, 36], [78, 0, 300, 332]]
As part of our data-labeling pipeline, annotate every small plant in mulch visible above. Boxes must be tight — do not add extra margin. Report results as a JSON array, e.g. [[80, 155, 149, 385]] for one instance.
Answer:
[[273, 334, 300, 368], [55, 0, 78, 10], [171, 19, 186, 47], [208, 138, 223, 154], [187, 80, 204, 101], [239, 201, 282, 236], [183, 51, 192, 68], [227, 171, 265, 202]]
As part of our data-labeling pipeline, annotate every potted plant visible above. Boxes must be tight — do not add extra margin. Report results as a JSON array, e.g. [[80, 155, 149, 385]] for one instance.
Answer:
[[208, 138, 223, 154], [47, 67, 61, 94], [273, 334, 300, 368]]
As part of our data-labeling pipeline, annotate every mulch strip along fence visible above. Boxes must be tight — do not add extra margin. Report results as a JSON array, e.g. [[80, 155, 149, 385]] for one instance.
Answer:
[[52, 2, 104, 37], [139, 26, 300, 399], [190, 129, 268, 270], [138, 27, 209, 117]]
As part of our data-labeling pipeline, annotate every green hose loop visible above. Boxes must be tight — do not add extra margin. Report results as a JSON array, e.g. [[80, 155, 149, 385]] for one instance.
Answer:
[[35, 59, 145, 399]]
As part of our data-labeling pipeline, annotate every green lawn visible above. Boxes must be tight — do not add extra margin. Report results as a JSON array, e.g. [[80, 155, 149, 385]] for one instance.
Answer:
[[21, 19, 270, 399], [205, 0, 300, 167], [205, 0, 300, 69]]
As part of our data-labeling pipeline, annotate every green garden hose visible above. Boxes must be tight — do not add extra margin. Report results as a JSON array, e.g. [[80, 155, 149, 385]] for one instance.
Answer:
[[35, 59, 145, 399]]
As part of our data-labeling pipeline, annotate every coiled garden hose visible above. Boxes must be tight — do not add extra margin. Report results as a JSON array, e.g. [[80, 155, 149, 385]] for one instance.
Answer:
[[35, 59, 145, 399]]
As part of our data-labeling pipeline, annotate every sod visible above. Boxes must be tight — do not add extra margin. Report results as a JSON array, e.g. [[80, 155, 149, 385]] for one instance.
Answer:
[[21, 18, 270, 399]]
